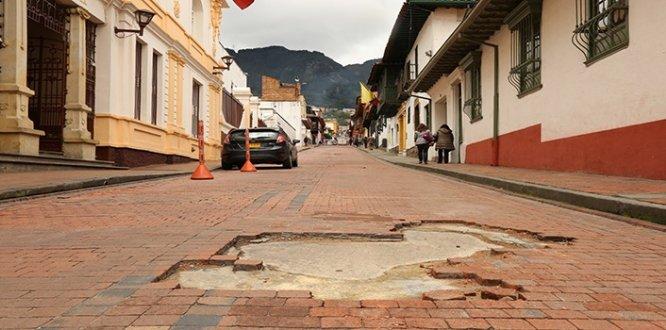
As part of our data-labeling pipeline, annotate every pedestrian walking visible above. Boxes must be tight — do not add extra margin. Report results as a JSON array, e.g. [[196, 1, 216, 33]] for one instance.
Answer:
[[433, 124, 455, 164], [415, 123, 433, 164]]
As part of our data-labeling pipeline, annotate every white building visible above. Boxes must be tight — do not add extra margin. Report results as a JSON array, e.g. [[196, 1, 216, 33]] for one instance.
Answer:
[[258, 76, 307, 144], [408, 0, 666, 179], [368, 0, 470, 156], [219, 47, 259, 131]]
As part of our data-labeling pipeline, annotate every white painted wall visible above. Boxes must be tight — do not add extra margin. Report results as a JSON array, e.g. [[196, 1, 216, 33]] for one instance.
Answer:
[[395, 7, 462, 152], [259, 100, 307, 143], [407, 8, 464, 77], [429, 0, 666, 155], [220, 47, 248, 91], [425, 0, 666, 162]]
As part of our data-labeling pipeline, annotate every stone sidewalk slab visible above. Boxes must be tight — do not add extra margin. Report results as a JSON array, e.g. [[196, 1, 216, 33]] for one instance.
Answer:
[[366, 149, 666, 225], [0, 161, 219, 202]]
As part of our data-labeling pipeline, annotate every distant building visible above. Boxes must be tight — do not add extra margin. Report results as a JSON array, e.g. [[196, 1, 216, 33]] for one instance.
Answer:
[[259, 76, 307, 143], [324, 120, 339, 134]]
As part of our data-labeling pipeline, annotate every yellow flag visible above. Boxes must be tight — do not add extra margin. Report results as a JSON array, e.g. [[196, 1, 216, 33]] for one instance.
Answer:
[[360, 82, 374, 105]]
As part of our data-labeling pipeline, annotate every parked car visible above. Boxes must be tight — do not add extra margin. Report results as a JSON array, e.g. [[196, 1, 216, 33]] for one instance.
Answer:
[[222, 128, 299, 170]]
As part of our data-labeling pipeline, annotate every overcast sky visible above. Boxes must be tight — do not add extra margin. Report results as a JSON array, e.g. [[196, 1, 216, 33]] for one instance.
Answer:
[[221, 0, 404, 65]]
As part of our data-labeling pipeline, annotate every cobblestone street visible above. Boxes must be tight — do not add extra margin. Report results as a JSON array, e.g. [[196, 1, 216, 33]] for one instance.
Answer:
[[0, 146, 664, 329]]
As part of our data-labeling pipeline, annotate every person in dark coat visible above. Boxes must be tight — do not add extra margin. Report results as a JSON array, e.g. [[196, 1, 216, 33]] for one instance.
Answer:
[[433, 124, 455, 164]]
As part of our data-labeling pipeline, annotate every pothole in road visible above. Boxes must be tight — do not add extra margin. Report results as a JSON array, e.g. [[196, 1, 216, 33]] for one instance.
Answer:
[[171, 224, 542, 300]]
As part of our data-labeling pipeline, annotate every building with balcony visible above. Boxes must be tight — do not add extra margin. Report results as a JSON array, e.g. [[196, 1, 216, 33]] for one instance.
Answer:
[[219, 47, 259, 132], [408, 0, 666, 179], [367, 0, 474, 156], [0, 0, 242, 168]]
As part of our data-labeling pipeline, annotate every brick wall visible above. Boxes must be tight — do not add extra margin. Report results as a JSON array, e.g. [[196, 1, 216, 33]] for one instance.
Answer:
[[261, 76, 301, 101]]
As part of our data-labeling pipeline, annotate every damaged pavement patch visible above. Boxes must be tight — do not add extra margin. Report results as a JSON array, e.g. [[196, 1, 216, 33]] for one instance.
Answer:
[[168, 223, 541, 300]]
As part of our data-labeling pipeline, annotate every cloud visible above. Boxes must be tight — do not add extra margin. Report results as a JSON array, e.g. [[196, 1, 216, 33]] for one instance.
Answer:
[[221, 0, 403, 65]]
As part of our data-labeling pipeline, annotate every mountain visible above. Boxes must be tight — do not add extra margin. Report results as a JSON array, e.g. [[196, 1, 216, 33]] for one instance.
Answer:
[[227, 46, 377, 108]]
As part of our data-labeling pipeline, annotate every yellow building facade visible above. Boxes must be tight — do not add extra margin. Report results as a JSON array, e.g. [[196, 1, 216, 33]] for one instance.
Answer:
[[0, 0, 237, 167]]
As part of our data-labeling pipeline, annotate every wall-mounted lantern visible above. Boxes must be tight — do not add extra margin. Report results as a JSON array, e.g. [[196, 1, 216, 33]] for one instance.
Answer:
[[213, 55, 234, 75], [114, 9, 155, 37]]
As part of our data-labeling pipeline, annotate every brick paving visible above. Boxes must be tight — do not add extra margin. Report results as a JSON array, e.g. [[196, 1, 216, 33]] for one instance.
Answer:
[[0, 146, 664, 329], [369, 149, 666, 206]]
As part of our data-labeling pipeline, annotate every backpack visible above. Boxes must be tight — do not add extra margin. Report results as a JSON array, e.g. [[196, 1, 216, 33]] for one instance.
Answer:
[[423, 131, 434, 143]]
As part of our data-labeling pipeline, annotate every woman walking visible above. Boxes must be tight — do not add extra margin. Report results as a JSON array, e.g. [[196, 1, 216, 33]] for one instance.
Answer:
[[434, 124, 455, 164], [415, 123, 433, 164]]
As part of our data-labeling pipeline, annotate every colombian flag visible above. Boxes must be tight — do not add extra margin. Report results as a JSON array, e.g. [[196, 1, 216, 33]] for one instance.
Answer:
[[233, 0, 254, 10]]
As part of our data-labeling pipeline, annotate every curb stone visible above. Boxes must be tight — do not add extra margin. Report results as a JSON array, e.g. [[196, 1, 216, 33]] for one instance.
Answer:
[[364, 150, 666, 226], [0, 171, 193, 202]]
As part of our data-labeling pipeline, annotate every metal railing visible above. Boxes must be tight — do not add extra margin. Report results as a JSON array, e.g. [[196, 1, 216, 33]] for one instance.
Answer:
[[463, 97, 482, 121], [509, 59, 541, 95], [573, 0, 628, 62]]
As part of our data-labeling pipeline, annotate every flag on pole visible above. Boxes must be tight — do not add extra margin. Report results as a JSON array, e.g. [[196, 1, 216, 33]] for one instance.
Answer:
[[360, 82, 374, 105], [233, 0, 255, 10]]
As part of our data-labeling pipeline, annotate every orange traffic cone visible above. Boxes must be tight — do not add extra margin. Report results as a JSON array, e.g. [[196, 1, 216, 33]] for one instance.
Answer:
[[191, 163, 214, 180], [240, 128, 257, 173], [191, 120, 214, 180], [240, 159, 257, 172]]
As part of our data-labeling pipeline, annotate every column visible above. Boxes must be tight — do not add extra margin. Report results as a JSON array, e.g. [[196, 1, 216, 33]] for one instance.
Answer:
[[250, 96, 260, 128], [0, 0, 44, 155], [207, 83, 221, 144], [166, 50, 185, 132], [233, 87, 252, 128], [62, 8, 96, 160]]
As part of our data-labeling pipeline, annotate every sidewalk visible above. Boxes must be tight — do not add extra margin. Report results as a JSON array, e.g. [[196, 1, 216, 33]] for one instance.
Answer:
[[0, 161, 218, 201], [366, 149, 666, 225]]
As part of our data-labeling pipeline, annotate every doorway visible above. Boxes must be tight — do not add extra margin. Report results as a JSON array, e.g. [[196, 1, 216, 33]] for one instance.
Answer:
[[192, 81, 201, 137], [26, 0, 69, 153], [398, 114, 406, 152], [85, 21, 97, 138], [434, 97, 447, 131]]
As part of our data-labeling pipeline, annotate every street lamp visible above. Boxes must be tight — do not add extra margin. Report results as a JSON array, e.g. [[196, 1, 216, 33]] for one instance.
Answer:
[[213, 55, 234, 75], [114, 9, 156, 37]]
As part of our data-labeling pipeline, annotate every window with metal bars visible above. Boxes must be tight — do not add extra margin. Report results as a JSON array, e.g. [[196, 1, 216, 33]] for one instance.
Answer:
[[573, 0, 628, 64], [460, 51, 482, 122], [134, 42, 143, 120], [191, 81, 201, 137], [506, 0, 542, 96], [85, 21, 96, 137], [0, 0, 5, 48]]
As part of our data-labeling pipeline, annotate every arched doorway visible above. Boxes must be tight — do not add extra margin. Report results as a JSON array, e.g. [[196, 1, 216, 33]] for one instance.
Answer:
[[26, 0, 69, 153]]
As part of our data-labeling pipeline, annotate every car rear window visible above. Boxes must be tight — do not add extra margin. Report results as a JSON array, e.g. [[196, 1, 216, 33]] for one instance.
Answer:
[[231, 131, 279, 141]]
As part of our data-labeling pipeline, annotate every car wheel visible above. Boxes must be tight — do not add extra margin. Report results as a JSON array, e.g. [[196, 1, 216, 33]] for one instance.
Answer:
[[221, 162, 233, 170], [283, 155, 293, 169]]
